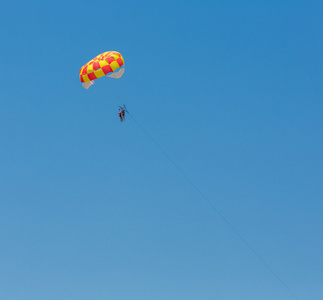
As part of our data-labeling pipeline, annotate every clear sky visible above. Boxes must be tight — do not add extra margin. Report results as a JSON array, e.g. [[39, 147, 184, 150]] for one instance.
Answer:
[[1, 1, 322, 299]]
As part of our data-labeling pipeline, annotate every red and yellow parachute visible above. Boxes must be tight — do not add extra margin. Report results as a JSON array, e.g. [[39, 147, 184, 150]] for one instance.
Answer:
[[79, 51, 125, 89]]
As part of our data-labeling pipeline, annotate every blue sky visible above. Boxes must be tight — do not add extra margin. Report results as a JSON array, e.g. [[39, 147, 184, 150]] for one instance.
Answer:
[[1, 1, 322, 299]]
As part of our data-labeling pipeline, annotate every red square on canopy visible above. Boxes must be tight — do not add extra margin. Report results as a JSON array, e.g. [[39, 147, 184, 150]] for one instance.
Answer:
[[116, 58, 123, 66], [107, 56, 115, 64], [93, 62, 100, 70], [102, 64, 113, 74], [82, 65, 88, 75], [88, 72, 97, 80]]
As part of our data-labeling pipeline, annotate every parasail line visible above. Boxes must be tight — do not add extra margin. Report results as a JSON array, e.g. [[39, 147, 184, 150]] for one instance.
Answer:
[[126, 111, 300, 300]]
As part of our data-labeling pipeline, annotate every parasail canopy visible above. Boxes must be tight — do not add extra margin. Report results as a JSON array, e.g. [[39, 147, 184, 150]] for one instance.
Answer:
[[79, 51, 125, 89]]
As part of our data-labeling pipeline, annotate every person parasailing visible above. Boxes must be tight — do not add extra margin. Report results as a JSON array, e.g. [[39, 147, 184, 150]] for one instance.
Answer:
[[118, 105, 126, 122]]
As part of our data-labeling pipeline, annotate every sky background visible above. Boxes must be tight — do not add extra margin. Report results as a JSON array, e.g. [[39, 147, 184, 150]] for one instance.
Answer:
[[0, 1, 322, 299]]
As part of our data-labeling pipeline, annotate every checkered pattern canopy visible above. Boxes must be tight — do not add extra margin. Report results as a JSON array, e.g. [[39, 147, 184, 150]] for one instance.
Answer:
[[79, 51, 125, 89]]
